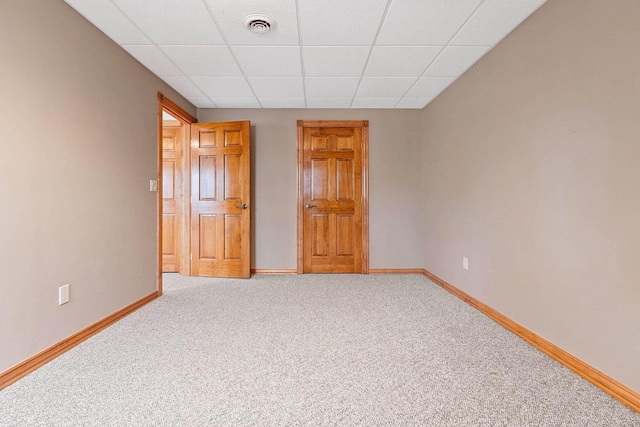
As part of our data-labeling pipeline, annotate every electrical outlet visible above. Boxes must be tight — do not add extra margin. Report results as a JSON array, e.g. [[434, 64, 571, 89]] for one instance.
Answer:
[[59, 284, 70, 305], [463, 257, 469, 270]]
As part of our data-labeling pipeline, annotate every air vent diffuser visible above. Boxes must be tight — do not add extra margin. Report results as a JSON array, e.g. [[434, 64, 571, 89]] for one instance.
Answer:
[[244, 14, 276, 34]]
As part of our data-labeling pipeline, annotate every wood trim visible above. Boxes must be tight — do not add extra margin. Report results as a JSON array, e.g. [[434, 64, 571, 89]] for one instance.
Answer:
[[420, 268, 640, 414], [296, 120, 369, 274], [0, 291, 158, 391], [156, 98, 164, 295], [298, 120, 368, 128], [361, 122, 369, 274], [369, 268, 426, 275], [251, 269, 298, 275], [158, 92, 197, 124], [296, 121, 305, 274]]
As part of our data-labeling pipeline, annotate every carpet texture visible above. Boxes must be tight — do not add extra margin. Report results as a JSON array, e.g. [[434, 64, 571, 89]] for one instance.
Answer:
[[1, 274, 638, 426]]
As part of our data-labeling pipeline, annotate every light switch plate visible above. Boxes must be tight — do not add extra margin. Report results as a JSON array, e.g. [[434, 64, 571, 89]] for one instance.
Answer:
[[59, 284, 70, 305], [149, 180, 158, 192]]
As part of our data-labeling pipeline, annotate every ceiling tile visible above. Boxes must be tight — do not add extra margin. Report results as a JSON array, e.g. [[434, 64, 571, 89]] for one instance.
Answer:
[[305, 78, 360, 98], [303, 47, 370, 77], [259, 98, 306, 108], [191, 76, 254, 97], [306, 98, 353, 109], [352, 98, 401, 109], [298, 0, 388, 45], [186, 97, 217, 108], [248, 77, 304, 98], [405, 76, 456, 98], [160, 45, 241, 76], [112, 0, 224, 44], [365, 46, 442, 77], [210, 97, 261, 108], [122, 45, 183, 76], [378, 0, 482, 45], [160, 76, 205, 97], [356, 78, 416, 98], [452, 0, 546, 46], [424, 46, 490, 76], [204, 0, 299, 45], [232, 46, 301, 76], [395, 97, 433, 109], [65, 0, 151, 44]]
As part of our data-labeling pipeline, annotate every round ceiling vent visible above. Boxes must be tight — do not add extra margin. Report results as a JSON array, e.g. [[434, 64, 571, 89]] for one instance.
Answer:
[[244, 14, 276, 34]]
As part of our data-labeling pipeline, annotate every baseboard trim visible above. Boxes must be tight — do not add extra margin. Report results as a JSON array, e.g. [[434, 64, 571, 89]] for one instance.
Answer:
[[420, 268, 640, 414], [369, 268, 426, 275], [251, 269, 297, 275], [0, 291, 158, 391]]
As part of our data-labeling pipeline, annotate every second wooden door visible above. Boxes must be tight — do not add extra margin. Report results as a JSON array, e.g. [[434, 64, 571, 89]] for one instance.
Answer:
[[299, 121, 368, 273], [162, 124, 182, 272]]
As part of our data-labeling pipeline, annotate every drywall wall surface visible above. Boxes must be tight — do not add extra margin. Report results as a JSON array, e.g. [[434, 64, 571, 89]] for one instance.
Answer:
[[421, 0, 640, 392], [198, 109, 425, 270], [0, 0, 195, 373]]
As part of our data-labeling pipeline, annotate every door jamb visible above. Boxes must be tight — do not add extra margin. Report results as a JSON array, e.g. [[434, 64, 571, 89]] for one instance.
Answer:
[[296, 120, 369, 274], [157, 93, 196, 295]]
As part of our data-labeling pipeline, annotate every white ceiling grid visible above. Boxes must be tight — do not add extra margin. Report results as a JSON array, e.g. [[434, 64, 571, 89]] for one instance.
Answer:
[[65, 0, 547, 109]]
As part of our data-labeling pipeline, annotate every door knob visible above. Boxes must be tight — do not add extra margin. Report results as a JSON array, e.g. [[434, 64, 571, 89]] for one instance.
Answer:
[[236, 204, 249, 209], [305, 204, 316, 210]]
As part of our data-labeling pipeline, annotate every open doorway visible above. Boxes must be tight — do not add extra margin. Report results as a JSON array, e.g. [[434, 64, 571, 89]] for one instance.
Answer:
[[157, 93, 196, 295], [157, 94, 252, 288]]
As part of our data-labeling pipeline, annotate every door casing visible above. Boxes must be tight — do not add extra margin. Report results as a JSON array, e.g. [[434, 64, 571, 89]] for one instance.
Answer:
[[296, 120, 369, 274]]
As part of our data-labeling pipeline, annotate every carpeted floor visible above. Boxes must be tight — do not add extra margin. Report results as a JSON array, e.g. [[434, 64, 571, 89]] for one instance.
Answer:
[[1, 274, 639, 426]]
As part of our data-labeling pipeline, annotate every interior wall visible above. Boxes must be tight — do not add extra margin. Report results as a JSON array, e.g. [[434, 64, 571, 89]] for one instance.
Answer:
[[197, 109, 425, 270], [0, 0, 195, 373], [420, 0, 640, 392]]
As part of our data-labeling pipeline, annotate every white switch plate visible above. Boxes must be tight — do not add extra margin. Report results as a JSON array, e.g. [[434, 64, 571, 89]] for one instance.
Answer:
[[59, 284, 70, 305], [463, 257, 469, 270], [149, 180, 158, 192]]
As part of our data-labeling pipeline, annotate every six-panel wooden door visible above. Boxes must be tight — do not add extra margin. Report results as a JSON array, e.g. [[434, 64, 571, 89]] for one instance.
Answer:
[[190, 121, 251, 278], [299, 121, 367, 273], [161, 124, 182, 272]]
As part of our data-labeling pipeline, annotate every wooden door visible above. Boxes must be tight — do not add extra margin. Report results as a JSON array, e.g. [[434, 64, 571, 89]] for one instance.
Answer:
[[190, 121, 251, 278], [298, 121, 368, 273], [162, 123, 182, 272]]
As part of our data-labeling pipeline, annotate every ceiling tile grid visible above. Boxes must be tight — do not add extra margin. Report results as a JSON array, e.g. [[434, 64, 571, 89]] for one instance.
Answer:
[[65, 0, 547, 109]]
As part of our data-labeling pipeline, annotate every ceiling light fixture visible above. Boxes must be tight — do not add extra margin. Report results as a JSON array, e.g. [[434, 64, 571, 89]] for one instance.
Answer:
[[244, 14, 276, 34]]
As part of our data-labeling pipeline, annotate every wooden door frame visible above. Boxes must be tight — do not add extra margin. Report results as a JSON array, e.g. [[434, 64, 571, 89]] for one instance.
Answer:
[[157, 93, 196, 295], [296, 120, 369, 274]]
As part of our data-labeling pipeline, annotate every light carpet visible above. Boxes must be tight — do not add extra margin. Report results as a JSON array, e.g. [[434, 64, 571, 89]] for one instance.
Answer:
[[1, 274, 638, 426]]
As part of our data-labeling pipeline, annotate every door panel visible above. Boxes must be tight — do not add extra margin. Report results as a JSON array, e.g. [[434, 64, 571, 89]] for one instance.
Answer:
[[302, 125, 364, 273], [162, 125, 181, 272], [191, 121, 251, 278]]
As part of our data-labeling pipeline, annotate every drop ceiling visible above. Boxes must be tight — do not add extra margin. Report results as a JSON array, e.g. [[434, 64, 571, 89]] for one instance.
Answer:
[[65, 0, 546, 109]]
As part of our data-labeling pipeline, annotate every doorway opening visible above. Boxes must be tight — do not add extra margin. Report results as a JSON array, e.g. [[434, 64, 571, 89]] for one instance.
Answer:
[[157, 93, 196, 295]]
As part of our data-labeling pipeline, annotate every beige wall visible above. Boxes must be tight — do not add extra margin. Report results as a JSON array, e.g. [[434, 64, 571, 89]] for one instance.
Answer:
[[421, 0, 640, 392], [0, 0, 195, 373], [198, 109, 425, 270]]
